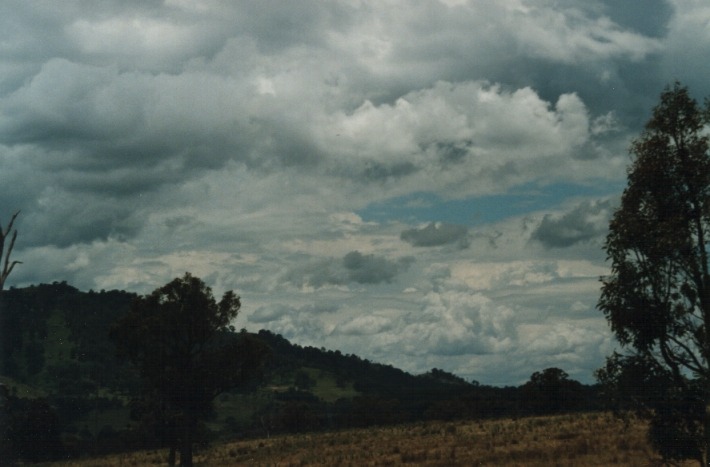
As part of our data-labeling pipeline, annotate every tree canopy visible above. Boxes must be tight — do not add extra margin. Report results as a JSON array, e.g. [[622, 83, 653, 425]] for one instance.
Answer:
[[597, 82, 710, 466], [521, 367, 583, 414]]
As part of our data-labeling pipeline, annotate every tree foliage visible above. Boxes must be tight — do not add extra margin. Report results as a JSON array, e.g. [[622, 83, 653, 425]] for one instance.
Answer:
[[0, 282, 136, 386], [521, 367, 583, 415], [1, 386, 66, 463], [597, 82, 710, 465], [110, 273, 269, 467]]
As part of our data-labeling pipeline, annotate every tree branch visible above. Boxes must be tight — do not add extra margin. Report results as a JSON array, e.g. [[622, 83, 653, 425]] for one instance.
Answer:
[[0, 211, 21, 291]]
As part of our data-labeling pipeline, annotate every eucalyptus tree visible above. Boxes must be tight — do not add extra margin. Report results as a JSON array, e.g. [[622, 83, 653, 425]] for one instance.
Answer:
[[597, 82, 710, 465], [111, 273, 269, 466]]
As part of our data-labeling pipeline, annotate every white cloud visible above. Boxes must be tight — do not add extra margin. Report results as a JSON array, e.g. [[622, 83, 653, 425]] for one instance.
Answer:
[[2, 0, 705, 385], [509, 4, 661, 63], [401, 222, 469, 248], [335, 314, 393, 336], [532, 198, 615, 248], [317, 81, 621, 199], [661, 1, 710, 92]]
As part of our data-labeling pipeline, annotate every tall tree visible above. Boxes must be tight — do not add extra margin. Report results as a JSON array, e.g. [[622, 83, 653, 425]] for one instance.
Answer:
[[597, 82, 710, 466], [110, 273, 269, 467], [0, 211, 21, 291]]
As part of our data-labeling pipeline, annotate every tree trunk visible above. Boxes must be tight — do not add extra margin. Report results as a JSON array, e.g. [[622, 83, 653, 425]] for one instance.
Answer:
[[702, 403, 709, 467], [168, 444, 176, 466], [167, 416, 177, 466], [180, 413, 193, 467]]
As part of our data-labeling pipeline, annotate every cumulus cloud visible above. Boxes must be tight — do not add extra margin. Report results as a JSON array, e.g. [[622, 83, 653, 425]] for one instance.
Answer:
[[531, 199, 615, 248], [249, 303, 293, 324], [335, 314, 394, 336], [281, 251, 414, 289], [507, 3, 662, 64], [312, 286, 522, 373], [1, 0, 705, 385], [401, 222, 469, 248], [343, 251, 414, 284], [414, 290, 516, 356], [0, 1, 656, 251], [249, 302, 337, 325], [319, 81, 618, 198]]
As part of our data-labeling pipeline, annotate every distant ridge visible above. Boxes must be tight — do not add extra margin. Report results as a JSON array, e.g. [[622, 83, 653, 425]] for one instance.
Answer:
[[1, 281, 602, 462]]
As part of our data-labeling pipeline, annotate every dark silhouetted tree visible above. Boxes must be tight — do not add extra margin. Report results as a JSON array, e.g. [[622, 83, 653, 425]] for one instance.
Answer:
[[0, 211, 21, 291], [110, 273, 269, 467], [2, 387, 65, 463], [521, 367, 582, 414], [597, 82, 710, 466]]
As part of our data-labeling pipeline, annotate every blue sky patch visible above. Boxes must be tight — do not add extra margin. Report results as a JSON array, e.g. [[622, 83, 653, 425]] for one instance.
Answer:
[[358, 182, 619, 226]]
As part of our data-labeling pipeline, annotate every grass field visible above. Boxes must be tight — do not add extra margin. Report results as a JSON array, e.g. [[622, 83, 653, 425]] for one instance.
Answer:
[[49, 411, 695, 466]]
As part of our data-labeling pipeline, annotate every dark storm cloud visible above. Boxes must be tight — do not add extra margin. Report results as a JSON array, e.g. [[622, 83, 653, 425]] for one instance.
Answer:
[[362, 161, 418, 182], [0, 52, 321, 247], [342, 251, 414, 284], [532, 199, 615, 248], [429, 141, 471, 166], [234, 0, 355, 52], [281, 251, 414, 289], [400, 222, 469, 248], [0, 2, 339, 183], [1, 58, 255, 169], [600, 0, 673, 38], [20, 193, 144, 247]]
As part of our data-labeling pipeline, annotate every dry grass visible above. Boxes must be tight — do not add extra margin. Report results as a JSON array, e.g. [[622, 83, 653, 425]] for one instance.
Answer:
[[50, 412, 696, 466]]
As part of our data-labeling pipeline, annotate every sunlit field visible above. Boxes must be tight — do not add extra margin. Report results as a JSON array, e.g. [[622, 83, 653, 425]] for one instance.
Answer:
[[50, 412, 694, 466]]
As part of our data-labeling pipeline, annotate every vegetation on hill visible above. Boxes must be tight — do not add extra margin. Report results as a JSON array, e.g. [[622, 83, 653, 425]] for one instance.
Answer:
[[1, 281, 601, 463]]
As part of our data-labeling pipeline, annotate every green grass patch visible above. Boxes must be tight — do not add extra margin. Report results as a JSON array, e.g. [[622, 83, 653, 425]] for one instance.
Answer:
[[0, 374, 47, 398], [303, 368, 359, 403]]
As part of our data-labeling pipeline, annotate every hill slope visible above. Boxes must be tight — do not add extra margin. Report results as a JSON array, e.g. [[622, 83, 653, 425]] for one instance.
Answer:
[[49, 412, 675, 467], [1, 282, 600, 461]]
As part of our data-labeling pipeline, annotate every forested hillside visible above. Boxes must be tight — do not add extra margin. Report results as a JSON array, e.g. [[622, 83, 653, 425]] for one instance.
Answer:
[[1, 282, 136, 388], [0, 282, 602, 463]]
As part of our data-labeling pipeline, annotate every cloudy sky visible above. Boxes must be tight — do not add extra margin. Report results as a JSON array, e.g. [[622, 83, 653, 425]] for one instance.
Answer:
[[2, 0, 708, 385]]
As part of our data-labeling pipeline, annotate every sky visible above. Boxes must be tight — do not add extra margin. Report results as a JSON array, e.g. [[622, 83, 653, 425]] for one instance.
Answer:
[[1, 0, 709, 385]]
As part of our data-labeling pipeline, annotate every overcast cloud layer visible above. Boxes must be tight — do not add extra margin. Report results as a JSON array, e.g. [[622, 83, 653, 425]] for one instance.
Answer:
[[2, 0, 708, 385]]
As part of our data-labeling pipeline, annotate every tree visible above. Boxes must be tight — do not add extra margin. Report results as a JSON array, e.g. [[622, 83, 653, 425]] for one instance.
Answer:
[[110, 273, 269, 466], [521, 367, 582, 414], [0, 211, 22, 379], [597, 82, 710, 466], [2, 387, 66, 463], [0, 211, 21, 291]]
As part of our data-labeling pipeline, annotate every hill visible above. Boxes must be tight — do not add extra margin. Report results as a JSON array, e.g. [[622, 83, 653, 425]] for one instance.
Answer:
[[0, 282, 602, 462]]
